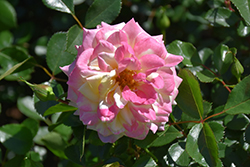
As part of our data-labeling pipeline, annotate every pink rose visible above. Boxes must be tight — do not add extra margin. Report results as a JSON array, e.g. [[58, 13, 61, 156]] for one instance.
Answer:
[[61, 19, 183, 143]]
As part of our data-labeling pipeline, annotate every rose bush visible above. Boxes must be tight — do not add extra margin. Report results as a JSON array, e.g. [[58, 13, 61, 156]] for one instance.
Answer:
[[61, 18, 183, 143]]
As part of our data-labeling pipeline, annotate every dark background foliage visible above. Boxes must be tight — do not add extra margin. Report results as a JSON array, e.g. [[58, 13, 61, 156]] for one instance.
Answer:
[[1, 0, 250, 166]]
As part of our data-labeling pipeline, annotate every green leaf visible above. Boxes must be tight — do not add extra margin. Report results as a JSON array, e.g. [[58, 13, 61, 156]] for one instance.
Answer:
[[0, 0, 17, 31], [168, 142, 190, 166], [198, 48, 213, 64], [44, 103, 77, 116], [0, 46, 35, 81], [213, 44, 234, 75], [131, 155, 157, 167], [176, 69, 204, 119], [202, 101, 213, 118], [0, 124, 33, 155], [231, 0, 250, 26], [64, 144, 85, 165], [21, 151, 43, 167], [0, 30, 13, 49], [42, 0, 74, 14], [46, 32, 75, 75], [17, 96, 45, 121], [22, 118, 39, 138], [186, 123, 219, 167], [205, 7, 239, 27], [231, 57, 244, 80], [207, 121, 224, 142], [85, 0, 122, 28], [134, 125, 183, 148], [0, 57, 32, 81], [66, 24, 83, 55], [196, 69, 216, 83], [42, 132, 68, 159], [225, 75, 250, 114], [245, 124, 250, 144], [224, 114, 250, 130], [167, 40, 201, 67], [237, 21, 250, 37]]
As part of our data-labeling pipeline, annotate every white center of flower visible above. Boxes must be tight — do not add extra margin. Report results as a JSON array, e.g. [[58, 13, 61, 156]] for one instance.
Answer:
[[115, 69, 138, 90]]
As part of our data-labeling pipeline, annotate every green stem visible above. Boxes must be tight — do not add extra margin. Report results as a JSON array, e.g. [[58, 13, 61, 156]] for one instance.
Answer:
[[72, 13, 83, 29], [145, 148, 158, 163]]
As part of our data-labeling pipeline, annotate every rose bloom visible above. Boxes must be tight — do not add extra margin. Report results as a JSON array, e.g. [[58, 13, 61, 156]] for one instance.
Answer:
[[61, 19, 183, 143]]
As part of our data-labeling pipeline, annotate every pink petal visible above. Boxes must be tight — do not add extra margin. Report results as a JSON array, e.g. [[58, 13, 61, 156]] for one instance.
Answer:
[[164, 53, 184, 67], [107, 30, 128, 46], [134, 37, 166, 59], [122, 18, 145, 47], [90, 40, 115, 61], [140, 54, 165, 72]]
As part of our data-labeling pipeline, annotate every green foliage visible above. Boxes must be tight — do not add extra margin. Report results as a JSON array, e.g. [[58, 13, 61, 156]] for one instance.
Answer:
[[85, 0, 122, 28], [1, 0, 250, 166]]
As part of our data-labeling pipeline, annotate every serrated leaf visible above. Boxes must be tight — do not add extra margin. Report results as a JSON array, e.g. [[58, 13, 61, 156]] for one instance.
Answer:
[[207, 121, 224, 142], [0, 124, 33, 155], [225, 75, 250, 114], [42, 0, 74, 14], [213, 44, 234, 75], [168, 142, 190, 166], [176, 69, 204, 119], [46, 32, 76, 75], [231, 0, 250, 26], [0, 0, 17, 31], [44, 103, 77, 116], [167, 40, 201, 67], [134, 125, 182, 148], [205, 7, 239, 27], [85, 0, 122, 28], [66, 25, 83, 55]]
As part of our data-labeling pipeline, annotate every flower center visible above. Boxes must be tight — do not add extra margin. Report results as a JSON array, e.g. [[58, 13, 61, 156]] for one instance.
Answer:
[[116, 69, 138, 90]]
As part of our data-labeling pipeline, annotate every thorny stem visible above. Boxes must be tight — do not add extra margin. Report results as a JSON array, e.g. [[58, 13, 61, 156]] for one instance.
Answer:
[[201, 64, 231, 93], [72, 13, 83, 29]]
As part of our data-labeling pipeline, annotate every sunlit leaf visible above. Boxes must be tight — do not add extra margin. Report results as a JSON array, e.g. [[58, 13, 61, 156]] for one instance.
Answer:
[[42, 0, 74, 14], [231, 0, 250, 26], [168, 142, 190, 166], [237, 21, 250, 37], [213, 44, 234, 75], [196, 69, 216, 83], [44, 103, 77, 116], [225, 75, 250, 114], [0, 30, 13, 49], [66, 24, 83, 55], [167, 40, 201, 67], [85, 0, 122, 28], [46, 32, 75, 75], [205, 7, 239, 27]]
